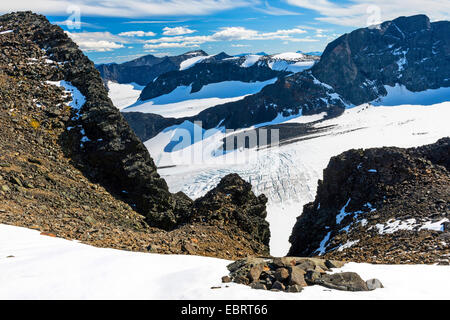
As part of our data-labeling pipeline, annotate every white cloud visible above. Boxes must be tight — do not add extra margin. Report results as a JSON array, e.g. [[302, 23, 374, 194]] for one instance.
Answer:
[[66, 31, 125, 52], [0, 0, 256, 17], [286, 0, 450, 27], [144, 42, 200, 49], [255, 1, 301, 16], [162, 26, 197, 35], [144, 26, 309, 48], [118, 31, 156, 37]]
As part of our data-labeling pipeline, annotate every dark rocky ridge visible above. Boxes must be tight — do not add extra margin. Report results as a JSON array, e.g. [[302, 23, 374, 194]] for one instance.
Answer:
[[288, 138, 450, 264], [123, 14, 449, 143], [96, 50, 208, 86], [139, 58, 289, 101], [0, 11, 270, 255]]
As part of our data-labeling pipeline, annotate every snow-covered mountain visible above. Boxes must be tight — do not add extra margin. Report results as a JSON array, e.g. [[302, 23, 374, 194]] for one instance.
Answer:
[[96, 50, 208, 86], [113, 14, 450, 256], [104, 51, 318, 125], [1, 11, 450, 299], [122, 51, 318, 103], [120, 15, 449, 145]]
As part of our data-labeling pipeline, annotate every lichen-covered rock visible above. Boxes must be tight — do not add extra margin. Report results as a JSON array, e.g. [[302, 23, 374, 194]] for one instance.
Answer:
[[366, 278, 384, 290]]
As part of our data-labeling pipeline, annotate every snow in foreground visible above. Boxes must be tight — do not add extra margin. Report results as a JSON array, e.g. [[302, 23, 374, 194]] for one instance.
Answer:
[[1, 224, 449, 300]]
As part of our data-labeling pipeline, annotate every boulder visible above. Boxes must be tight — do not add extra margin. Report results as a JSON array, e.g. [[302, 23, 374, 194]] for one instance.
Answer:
[[366, 278, 384, 290], [287, 285, 304, 293], [288, 266, 308, 287], [250, 282, 267, 290], [314, 272, 369, 291], [274, 268, 289, 282], [271, 281, 285, 291]]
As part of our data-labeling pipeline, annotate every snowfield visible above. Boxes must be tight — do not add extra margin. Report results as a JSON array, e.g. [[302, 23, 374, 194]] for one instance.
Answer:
[[271, 52, 305, 60], [179, 55, 211, 71], [107, 81, 145, 110], [1, 224, 449, 300], [121, 78, 277, 117]]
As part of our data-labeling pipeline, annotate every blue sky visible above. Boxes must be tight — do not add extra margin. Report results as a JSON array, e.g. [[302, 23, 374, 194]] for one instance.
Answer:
[[2, 1, 449, 64]]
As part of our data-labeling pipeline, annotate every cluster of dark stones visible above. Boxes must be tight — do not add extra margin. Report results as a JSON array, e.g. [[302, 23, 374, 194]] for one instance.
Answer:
[[223, 257, 383, 292]]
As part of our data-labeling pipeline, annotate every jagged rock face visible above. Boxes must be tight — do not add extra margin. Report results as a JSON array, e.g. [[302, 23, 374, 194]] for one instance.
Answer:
[[96, 50, 208, 86], [11, 12, 188, 230], [0, 11, 271, 257], [192, 174, 270, 248], [288, 138, 450, 264], [312, 15, 450, 105], [139, 60, 289, 101]]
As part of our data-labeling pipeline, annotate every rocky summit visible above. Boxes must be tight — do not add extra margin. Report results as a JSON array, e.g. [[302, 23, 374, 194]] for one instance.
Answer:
[[223, 256, 383, 292], [313, 15, 450, 105], [288, 138, 450, 264], [0, 11, 270, 259]]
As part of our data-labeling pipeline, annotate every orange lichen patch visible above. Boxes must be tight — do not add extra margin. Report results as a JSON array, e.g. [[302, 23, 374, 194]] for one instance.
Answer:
[[40, 232, 56, 237], [29, 119, 40, 129]]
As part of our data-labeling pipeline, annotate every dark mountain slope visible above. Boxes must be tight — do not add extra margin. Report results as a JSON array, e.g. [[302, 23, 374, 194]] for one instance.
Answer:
[[96, 50, 208, 86], [138, 53, 317, 101], [139, 59, 289, 101], [312, 14, 450, 105], [288, 138, 450, 264], [0, 11, 270, 257]]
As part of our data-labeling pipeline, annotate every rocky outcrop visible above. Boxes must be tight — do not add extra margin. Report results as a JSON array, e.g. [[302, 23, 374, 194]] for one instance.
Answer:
[[9, 11, 189, 231], [288, 138, 450, 264], [0, 11, 270, 257], [192, 174, 270, 248], [96, 50, 208, 86], [224, 256, 382, 292]]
